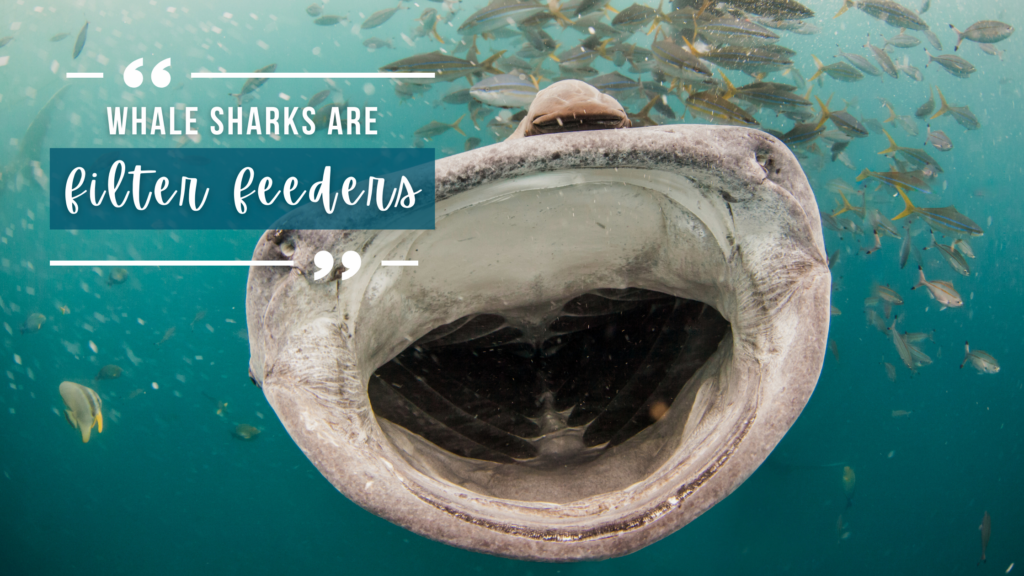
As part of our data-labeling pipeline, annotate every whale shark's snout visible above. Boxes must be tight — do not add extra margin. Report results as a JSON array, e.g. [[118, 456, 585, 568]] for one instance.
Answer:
[[246, 82, 830, 561]]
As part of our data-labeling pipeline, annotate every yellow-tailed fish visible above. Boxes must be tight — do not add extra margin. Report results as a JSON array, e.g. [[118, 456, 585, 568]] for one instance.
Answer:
[[890, 188, 983, 236], [60, 381, 103, 443]]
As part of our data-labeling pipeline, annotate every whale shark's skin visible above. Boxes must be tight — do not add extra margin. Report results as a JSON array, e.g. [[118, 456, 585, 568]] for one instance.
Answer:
[[246, 83, 830, 562]]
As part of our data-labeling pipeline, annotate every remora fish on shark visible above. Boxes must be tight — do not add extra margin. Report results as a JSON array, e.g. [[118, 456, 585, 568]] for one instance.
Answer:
[[245, 80, 830, 561]]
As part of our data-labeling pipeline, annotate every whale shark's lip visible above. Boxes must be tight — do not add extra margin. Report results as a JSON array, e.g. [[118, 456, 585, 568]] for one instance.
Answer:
[[246, 125, 830, 561]]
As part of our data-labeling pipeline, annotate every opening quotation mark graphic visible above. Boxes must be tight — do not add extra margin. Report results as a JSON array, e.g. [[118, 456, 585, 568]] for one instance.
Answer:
[[123, 58, 172, 88]]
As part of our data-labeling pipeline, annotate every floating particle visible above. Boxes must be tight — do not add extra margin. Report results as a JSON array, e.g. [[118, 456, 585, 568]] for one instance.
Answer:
[[89, 340, 98, 353], [257, 40, 269, 50], [151, 382, 159, 390], [13, 354, 21, 365], [223, 12, 232, 19], [279, 92, 290, 101], [50, 60, 59, 74], [364, 83, 375, 95]]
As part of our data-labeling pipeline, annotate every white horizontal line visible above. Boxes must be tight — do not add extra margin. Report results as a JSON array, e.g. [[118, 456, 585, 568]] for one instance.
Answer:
[[50, 260, 294, 267], [191, 72, 435, 79], [381, 260, 418, 267], [66, 72, 104, 79]]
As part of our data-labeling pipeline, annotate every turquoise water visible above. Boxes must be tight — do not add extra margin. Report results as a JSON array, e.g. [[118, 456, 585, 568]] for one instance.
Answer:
[[1, 0, 1021, 572]]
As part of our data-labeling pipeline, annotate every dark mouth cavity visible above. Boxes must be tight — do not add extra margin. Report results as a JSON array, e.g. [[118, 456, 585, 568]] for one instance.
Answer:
[[368, 288, 730, 468]]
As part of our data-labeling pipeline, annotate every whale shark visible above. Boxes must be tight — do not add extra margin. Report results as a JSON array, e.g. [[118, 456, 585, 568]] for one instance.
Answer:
[[246, 80, 830, 561]]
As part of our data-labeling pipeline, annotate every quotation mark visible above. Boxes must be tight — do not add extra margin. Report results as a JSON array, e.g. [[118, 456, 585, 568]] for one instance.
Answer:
[[312, 250, 362, 281], [123, 58, 172, 88]]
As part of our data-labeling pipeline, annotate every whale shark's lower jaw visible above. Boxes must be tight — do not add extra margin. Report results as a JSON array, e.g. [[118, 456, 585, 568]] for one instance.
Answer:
[[246, 125, 830, 561]]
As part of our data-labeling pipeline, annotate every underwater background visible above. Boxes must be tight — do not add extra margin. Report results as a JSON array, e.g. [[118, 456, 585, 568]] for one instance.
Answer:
[[1, 0, 1021, 573]]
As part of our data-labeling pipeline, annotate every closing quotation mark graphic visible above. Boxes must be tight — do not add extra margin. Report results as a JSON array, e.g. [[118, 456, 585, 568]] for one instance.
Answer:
[[123, 58, 172, 88], [312, 251, 361, 281]]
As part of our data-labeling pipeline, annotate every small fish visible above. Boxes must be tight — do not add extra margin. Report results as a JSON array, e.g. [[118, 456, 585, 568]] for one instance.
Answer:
[[890, 317, 917, 371], [60, 381, 103, 443], [961, 342, 999, 374], [313, 14, 346, 26], [818, 97, 868, 138], [857, 167, 932, 195], [950, 21, 1014, 51], [842, 466, 856, 508], [60, 305, 70, 315], [470, 73, 538, 108], [873, 285, 904, 305], [928, 88, 979, 130], [926, 126, 952, 151], [912, 266, 962, 309], [459, 1, 548, 36], [926, 233, 970, 276], [725, 0, 815, 20], [979, 511, 991, 563], [50, 33, 70, 42], [918, 0, 929, 14], [157, 326, 177, 346], [925, 50, 976, 78], [306, 89, 332, 109], [190, 310, 208, 331], [464, 137, 482, 151], [884, 29, 921, 48], [699, 16, 780, 47], [884, 362, 897, 381], [878, 130, 941, 172], [20, 313, 46, 334], [955, 237, 976, 259], [94, 364, 123, 381], [896, 57, 924, 82], [229, 63, 277, 106], [837, 49, 882, 76], [914, 87, 935, 118], [686, 91, 759, 127], [73, 22, 88, 59], [923, 29, 942, 50], [611, 3, 658, 33], [864, 38, 899, 79], [362, 3, 403, 30], [891, 409, 912, 417], [306, 3, 323, 17], [107, 267, 129, 286], [414, 114, 467, 139], [703, 45, 793, 73], [835, 0, 928, 31], [899, 224, 912, 269], [363, 37, 395, 51], [233, 423, 261, 440], [810, 55, 864, 83], [977, 43, 1005, 59], [381, 50, 505, 84], [891, 190, 982, 236]]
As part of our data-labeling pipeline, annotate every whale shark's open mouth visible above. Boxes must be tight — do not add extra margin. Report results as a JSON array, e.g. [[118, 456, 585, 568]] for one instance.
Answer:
[[246, 123, 830, 561]]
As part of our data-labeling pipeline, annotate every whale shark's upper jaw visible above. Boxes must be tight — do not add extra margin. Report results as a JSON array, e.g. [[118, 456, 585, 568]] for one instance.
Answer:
[[246, 124, 829, 561]]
